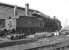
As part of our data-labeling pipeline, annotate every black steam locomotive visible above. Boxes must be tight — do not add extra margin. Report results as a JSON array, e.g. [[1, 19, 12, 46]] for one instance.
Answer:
[[0, 3, 62, 39]]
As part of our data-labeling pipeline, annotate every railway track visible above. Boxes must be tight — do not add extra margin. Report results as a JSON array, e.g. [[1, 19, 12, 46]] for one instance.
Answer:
[[0, 34, 69, 50]]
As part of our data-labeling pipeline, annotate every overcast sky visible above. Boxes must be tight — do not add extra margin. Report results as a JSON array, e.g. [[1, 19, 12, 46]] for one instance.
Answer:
[[0, 0, 69, 28]]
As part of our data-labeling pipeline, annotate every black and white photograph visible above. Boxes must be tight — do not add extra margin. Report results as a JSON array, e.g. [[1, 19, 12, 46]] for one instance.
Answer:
[[0, 0, 69, 50]]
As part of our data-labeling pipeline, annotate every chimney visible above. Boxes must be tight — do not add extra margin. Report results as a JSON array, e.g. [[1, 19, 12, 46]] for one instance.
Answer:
[[25, 3, 29, 16], [14, 5, 17, 17]]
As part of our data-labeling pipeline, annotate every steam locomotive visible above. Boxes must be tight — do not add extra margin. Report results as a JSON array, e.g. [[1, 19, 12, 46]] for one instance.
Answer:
[[0, 3, 62, 39]]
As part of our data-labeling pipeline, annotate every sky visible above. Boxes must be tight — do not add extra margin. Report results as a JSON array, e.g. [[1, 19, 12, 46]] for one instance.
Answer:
[[0, 0, 69, 28]]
